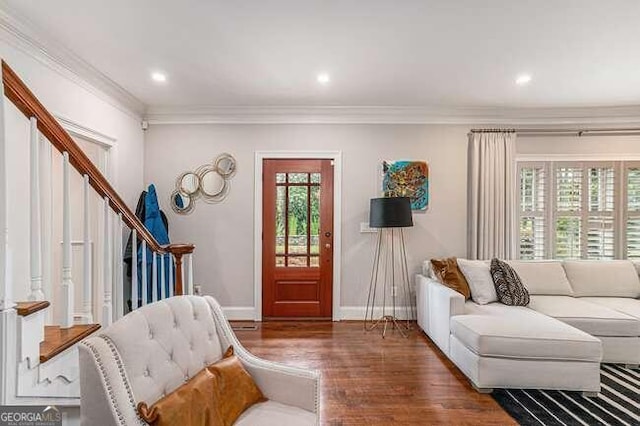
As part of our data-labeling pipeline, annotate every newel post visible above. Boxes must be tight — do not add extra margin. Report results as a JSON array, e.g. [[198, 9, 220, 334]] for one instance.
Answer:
[[165, 244, 195, 295]]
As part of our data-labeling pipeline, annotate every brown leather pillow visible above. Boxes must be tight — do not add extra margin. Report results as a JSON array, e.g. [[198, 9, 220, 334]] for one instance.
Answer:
[[430, 257, 471, 299], [207, 346, 267, 426], [137, 367, 222, 426]]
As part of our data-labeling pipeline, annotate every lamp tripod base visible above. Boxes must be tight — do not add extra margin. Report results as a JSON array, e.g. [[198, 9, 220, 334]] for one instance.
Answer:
[[364, 228, 416, 339], [364, 315, 411, 338]]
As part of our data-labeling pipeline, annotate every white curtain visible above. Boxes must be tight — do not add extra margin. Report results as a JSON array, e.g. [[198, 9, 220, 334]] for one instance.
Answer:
[[467, 131, 517, 260]]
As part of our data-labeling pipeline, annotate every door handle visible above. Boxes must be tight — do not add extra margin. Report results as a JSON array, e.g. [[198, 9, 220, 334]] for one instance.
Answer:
[[325, 243, 331, 249]]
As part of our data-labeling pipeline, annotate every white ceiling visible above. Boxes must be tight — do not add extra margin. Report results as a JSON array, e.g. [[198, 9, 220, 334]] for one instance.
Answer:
[[4, 0, 640, 110]]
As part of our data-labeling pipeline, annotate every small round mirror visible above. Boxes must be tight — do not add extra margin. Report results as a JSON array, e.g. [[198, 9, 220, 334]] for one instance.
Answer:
[[215, 153, 236, 177], [200, 170, 226, 197], [179, 172, 200, 195], [170, 190, 194, 214]]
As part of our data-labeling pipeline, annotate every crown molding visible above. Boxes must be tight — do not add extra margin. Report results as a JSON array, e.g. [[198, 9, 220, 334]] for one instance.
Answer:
[[145, 105, 640, 125], [0, 4, 145, 119]]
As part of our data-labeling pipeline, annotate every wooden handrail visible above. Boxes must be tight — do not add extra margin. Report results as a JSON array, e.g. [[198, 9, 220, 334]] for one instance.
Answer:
[[1, 61, 194, 266]]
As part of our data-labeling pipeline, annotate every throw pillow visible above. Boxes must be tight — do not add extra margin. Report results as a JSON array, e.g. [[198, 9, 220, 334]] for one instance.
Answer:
[[137, 367, 222, 426], [207, 346, 267, 426], [430, 258, 471, 299], [490, 258, 530, 306], [456, 259, 497, 305]]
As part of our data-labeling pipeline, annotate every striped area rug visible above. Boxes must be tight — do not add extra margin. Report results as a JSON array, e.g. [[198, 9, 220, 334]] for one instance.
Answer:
[[492, 364, 640, 426]]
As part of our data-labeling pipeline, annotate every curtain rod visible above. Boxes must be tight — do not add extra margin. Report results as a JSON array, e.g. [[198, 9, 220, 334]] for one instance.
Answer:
[[470, 128, 640, 136]]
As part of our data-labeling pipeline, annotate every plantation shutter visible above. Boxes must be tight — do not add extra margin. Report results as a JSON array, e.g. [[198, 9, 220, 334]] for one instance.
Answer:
[[518, 163, 546, 259], [554, 165, 583, 259], [586, 165, 615, 259], [626, 164, 640, 259]]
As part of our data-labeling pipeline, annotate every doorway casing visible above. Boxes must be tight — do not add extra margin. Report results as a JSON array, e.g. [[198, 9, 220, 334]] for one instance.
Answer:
[[254, 151, 342, 321]]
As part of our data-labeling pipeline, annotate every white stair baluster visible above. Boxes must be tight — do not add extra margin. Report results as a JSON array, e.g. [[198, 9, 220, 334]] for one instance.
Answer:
[[61, 152, 74, 327], [151, 252, 158, 302], [187, 253, 194, 295], [0, 63, 11, 311], [168, 254, 174, 297], [115, 213, 123, 319], [41, 141, 53, 321], [160, 253, 166, 300], [29, 117, 44, 301], [82, 174, 92, 323], [141, 240, 147, 306], [102, 197, 112, 326], [131, 229, 138, 310]]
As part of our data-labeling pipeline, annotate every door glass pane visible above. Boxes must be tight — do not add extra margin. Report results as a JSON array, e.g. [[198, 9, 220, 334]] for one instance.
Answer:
[[310, 186, 320, 254], [275, 256, 285, 267], [310, 173, 321, 183], [276, 173, 286, 183], [310, 256, 320, 267], [288, 186, 308, 254], [275, 186, 286, 254], [288, 173, 308, 183], [288, 256, 308, 267]]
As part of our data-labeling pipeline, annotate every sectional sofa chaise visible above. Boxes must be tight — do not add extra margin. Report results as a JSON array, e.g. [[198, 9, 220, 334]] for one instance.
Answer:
[[416, 260, 640, 395]]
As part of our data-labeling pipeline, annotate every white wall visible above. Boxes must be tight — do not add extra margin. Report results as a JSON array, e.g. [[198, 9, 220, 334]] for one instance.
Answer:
[[517, 134, 640, 157], [1, 40, 145, 304], [144, 124, 470, 314]]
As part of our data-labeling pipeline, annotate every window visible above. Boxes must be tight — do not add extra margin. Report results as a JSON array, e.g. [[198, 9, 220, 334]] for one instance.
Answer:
[[518, 161, 640, 260]]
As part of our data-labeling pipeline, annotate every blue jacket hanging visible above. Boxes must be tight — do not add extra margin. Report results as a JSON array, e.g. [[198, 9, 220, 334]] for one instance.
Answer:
[[137, 184, 172, 303]]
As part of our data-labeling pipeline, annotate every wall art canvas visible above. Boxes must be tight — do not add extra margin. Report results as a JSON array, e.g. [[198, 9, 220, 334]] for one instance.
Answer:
[[382, 160, 429, 210]]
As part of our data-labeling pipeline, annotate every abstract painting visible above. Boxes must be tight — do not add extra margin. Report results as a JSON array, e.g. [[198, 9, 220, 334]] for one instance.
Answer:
[[382, 160, 429, 210]]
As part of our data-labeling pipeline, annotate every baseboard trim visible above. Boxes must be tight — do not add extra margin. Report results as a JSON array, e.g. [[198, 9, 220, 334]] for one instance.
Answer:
[[340, 306, 414, 321], [220, 305, 414, 321], [221, 307, 257, 321]]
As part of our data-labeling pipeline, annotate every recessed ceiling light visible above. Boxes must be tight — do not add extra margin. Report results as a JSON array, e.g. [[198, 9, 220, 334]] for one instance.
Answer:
[[317, 73, 330, 85], [151, 71, 167, 83], [515, 74, 532, 85]]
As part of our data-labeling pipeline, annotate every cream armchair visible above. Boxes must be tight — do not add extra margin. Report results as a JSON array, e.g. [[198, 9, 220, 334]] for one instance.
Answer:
[[78, 296, 320, 426]]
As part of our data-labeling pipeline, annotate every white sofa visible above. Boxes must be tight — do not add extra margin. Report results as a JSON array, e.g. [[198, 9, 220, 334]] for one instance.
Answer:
[[78, 296, 319, 426], [416, 259, 640, 394]]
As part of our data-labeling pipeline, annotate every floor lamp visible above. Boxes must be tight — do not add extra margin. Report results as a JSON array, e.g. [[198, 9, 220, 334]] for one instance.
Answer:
[[364, 197, 415, 338]]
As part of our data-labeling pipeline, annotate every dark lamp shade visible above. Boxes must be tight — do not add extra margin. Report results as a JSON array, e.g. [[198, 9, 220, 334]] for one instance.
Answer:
[[369, 197, 413, 228]]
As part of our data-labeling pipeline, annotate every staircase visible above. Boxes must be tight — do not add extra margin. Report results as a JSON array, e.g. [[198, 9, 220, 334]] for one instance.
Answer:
[[0, 61, 196, 407]]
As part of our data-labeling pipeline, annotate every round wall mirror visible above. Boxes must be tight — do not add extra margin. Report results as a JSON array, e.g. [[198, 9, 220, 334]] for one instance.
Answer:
[[179, 172, 200, 195], [215, 153, 236, 177], [200, 170, 226, 197], [170, 190, 194, 214]]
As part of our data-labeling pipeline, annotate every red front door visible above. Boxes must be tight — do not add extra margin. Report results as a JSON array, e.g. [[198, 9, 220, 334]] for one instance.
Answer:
[[262, 159, 334, 319]]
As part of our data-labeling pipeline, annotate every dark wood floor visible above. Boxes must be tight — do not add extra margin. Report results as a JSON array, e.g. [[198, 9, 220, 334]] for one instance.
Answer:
[[234, 321, 515, 425]]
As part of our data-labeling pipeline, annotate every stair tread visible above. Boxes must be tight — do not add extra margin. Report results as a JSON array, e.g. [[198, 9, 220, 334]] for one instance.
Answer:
[[40, 324, 101, 363], [16, 301, 50, 316]]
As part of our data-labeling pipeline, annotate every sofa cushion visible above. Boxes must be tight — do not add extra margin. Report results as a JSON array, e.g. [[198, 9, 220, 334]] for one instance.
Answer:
[[457, 259, 497, 305], [451, 304, 601, 362], [490, 259, 530, 306], [581, 297, 640, 320], [562, 260, 640, 298], [528, 295, 640, 337], [505, 260, 573, 296], [235, 401, 316, 426], [431, 258, 471, 299]]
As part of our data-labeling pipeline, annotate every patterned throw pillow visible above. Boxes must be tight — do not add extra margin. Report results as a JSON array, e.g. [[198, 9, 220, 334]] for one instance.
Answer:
[[490, 258, 530, 306]]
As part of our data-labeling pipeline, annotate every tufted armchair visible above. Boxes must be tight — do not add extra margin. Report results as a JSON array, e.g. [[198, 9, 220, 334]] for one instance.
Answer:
[[78, 296, 319, 425]]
